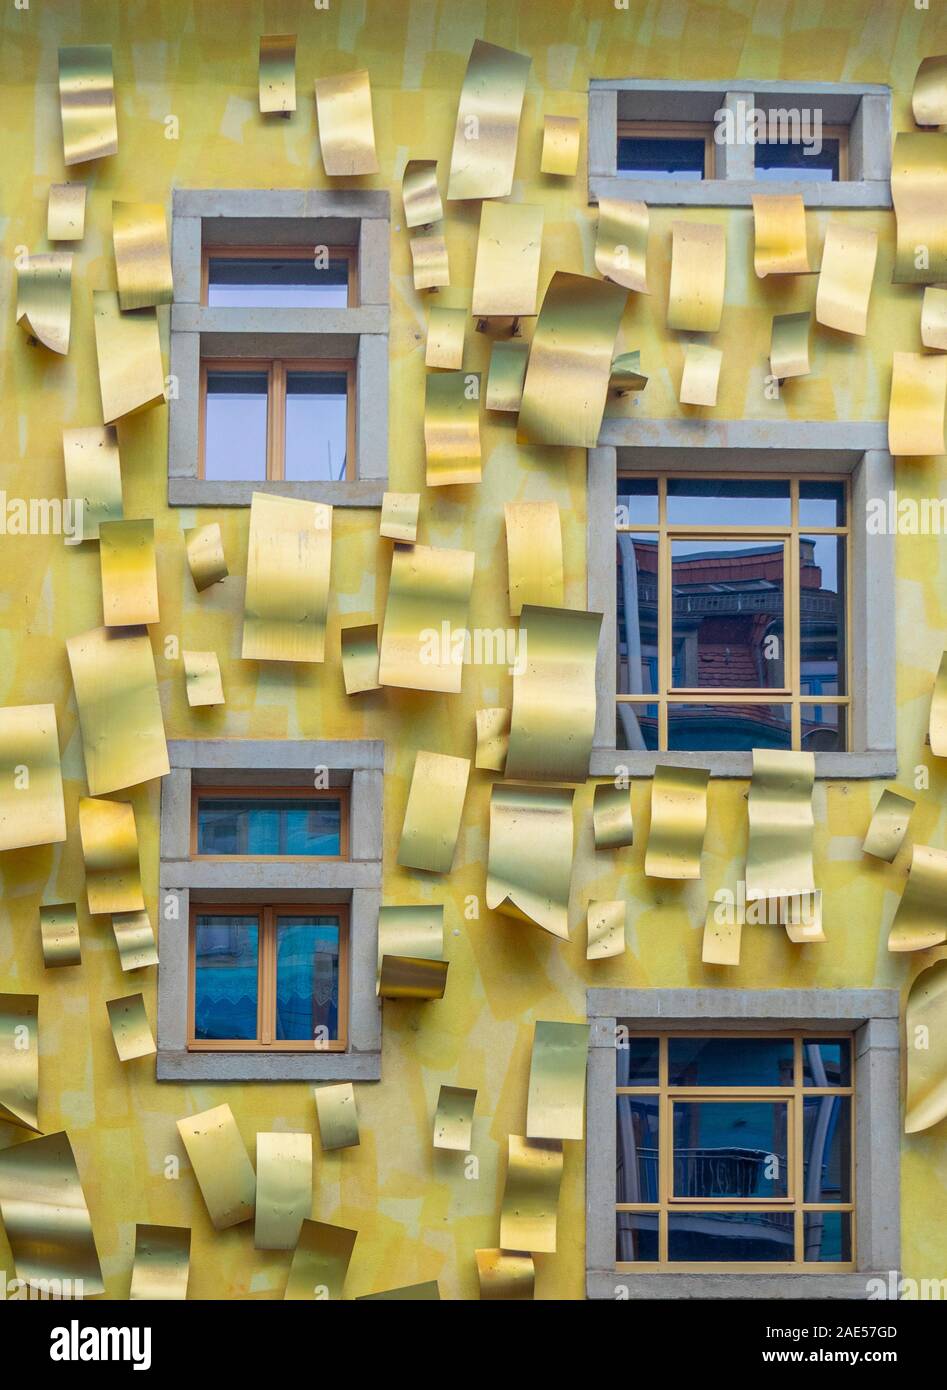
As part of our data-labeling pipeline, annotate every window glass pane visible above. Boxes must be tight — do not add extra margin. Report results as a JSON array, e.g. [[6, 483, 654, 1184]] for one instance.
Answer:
[[671, 540, 784, 689], [754, 138, 841, 182], [207, 255, 349, 307], [666, 478, 790, 527], [284, 371, 348, 482], [617, 1097, 660, 1203], [668, 1211, 795, 1262], [275, 915, 341, 1042], [799, 480, 846, 528], [617, 703, 659, 751], [802, 1038, 851, 1087], [616, 1035, 659, 1086], [673, 1101, 790, 1198], [801, 536, 845, 696], [194, 915, 258, 1040], [668, 1037, 794, 1087], [803, 1095, 851, 1202], [804, 1211, 851, 1262], [616, 1211, 659, 1262], [618, 135, 706, 180], [617, 477, 658, 526], [800, 702, 845, 753], [668, 703, 791, 751], [197, 797, 342, 856], [617, 535, 658, 695], [204, 370, 268, 481]]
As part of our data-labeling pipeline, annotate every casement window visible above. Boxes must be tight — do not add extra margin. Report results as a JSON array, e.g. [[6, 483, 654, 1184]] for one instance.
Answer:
[[191, 787, 348, 859], [202, 245, 357, 308], [617, 121, 714, 181]]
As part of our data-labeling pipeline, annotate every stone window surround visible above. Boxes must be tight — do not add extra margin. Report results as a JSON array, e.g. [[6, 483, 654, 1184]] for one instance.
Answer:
[[168, 188, 390, 508], [589, 79, 891, 208], [586, 418, 897, 780], [586, 987, 900, 1301], [156, 738, 383, 1083]]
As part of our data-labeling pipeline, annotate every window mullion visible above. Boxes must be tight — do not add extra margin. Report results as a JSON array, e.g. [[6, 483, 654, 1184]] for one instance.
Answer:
[[260, 906, 275, 1045]]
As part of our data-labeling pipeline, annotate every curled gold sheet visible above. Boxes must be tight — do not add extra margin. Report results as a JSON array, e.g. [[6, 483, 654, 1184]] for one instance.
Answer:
[[48, 183, 86, 241], [259, 34, 296, 114], [176, 1104, 256, 1230], [892, 133, 947, 284], [315, 1082, 360, 1150], [112, 201, 173, 311], [424, 370, 482, 487], [476, 1248, 535, 1299], [377, 904, 444, 991], [129, 1224, 190, 1301], [518, 272, 628, 447], [486, 339, 528, 412], [378, 955, 449, 999], [403, 159, 443, 228], [645, 764, 710, 879], [595, 197, 649, 293], [541, 115, 580, 177], [930, 649, 947, 756], [504, 501, 563, 618], [746, 750, 815, 900], [433, 1085, 477, 1151], [106, 992, 156, 1062], [610, 350, 648, 393], [922, 286, 947, 350], [315, 70, 378, 176], [0, 703, 67, 853], [397, 750, 470, 873], [667, 222, 725, 332], [499, 1135, 563, 1254], [913, 56, 947, 126], [40, 903, 82, 968], [255, 1132, 312, 1251], [752, 193, 810, 277], [358, 1280, 441, 1300], [16, 252, 72, 354], [0, 1130, 103, 1294], [78, 797, 144, 916], [409, 233, 450, 290], [183, 650, 225, 707], [285, 1219, 358, 1300], [185, 522, 228, 591], [702, 901, 742, 966], [340, 623, 380, 694], [779, 890, 826, 944], [888, 351, 947, 456], [378, 541, 475, 694], [770, 312, 810, 379], [471, 201, 544, 318], [99, 518, 159, 627], [67, 625, 169, 795], [905, 958, 947, 1133], [587, 899, 626, 960], [112, 909, 159, 971], [863, 788, 915, 861], [888, 844, 947, 952], [592, 782, 634, 850], [0, 994, 39, 1131], [425, 306, 466, 369], [526, 1020, 590, 1140], [447, 39, 531, 200], [58, 45, 117, 165], [815, 221, 877, 336], [505, 605, 602, 783], [242, 492, 332, 663], [380, 491, 420, 543], [679, 343, 721, 407], [93, 291, 165, 423], [486, 783, 574, 939], [63, 425, 123, 540], [475, 706, 510, 772]]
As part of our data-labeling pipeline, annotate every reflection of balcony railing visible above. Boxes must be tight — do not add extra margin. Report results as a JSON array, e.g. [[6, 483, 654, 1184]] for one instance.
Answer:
[[618, 1148, 786, 1202]]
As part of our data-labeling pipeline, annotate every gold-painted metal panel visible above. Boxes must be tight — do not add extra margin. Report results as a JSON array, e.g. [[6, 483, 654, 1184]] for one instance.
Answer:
[[504, 501, 564, 618], [505, 605, 602, 783], [409, 232, 450, 290], [377, 904, 444, 992], [913, 55, 947, 126], [541, 115, 580, 176], [47, 182, 87, 241], [888, 350, 947, 455], [645, 764, 710, 879], [770, 312, 810, 379], [259, 34, 296, 114], [378, 542, 475, 694], [526, 1020, 590, 1140], [129, 1224, 190, 1301], [285, 1219, 358, 1301], [0, 1130, 104, 1294], [475, 706, 510, 772], [592, 782, 634, 850], [485, 339, 528, 412], [433, 1084, 477, 1150], [397, 749, 470, 873], [112, 909, 159, 972], [78, 796, 144, 916], [340, 623, 380, 694], [99, 518, 160, 627], [929, 649, 947, 755], [255, 1132, 312, 1251], [183, 649, 225, 707], [424, 370, 482, 487], [779, 890, 826, 944], [667, 222, 725, 332], [314, 70, 379, 176], [380, 491, 420, 543], [242, 492, 332, 663], [358, 1280, 441, 1300], [701, 902, 742, 966], [476, 1248, 535, 1299], [58, 45, 117, 165], [40, 903, 82, 969], [0, 994, 39, 1131], [63, 425, 123, 540], [425, 306, 466, 369], [815, 220, 877, 335], [752, 193, 810, 277], [176, 1104, 256, 1231], [93, 291, 165, 424], [0, 703, 67, 853], [486, 783, 574, 939], [499, 1135, 563, 1254], [378, 954, 449, 999], [16, 252, 72, 354], [315, 1082, 360, 1150], [106, 992, 156, 1062], [402, 159, 443, 228], [471, 201, 544, 318], [447, 39, 531, 200], [921, 286, 947, 350], [746, 750, 815, 900], [595, 197, 649, 293], [888, 844, 947, 952], [185, 522, 228, 591], [587, 899, 626, 960], [112, 201, 173, 311], [863, 788, 915, 861], [679, 343, 721, 407], [905, 959, 947, 1133], [892, 133, 947, 284], [610, 350, 648, 393], [66, 625, 169, 795]]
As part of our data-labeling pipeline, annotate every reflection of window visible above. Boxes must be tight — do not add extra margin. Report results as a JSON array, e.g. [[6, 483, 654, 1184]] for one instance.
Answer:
[[617, 122, 713, 180], [616, 1033, 853, 1270], [194, 790, 346, 858], [616, 475, 849, 753], [203, 246, 355, 308], [754, 129, 847, 183]]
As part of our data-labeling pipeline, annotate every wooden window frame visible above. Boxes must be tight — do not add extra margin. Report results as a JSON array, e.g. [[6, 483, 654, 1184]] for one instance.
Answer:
[[200, 243, 359, 307], [617, 120, 716, 179], [190, 784, 351, 862], [753, 124, 850, 181]]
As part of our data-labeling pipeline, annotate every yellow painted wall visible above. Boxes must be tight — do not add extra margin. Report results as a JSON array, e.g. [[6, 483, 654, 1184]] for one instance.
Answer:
[[0, 0, 946, 1299]]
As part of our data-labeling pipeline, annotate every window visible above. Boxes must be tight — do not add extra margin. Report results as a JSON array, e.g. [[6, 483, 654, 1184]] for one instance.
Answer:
[[202, 246, 356, 308], [754, 127, 848, 183], [193, 788, 347, 857], [617, 122, 712, 180]]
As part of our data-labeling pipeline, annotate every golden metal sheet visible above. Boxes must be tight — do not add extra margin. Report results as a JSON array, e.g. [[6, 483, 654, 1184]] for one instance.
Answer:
[[358, 1280, 441, 1300], [409, 232, 450, 290], [402, 159, 443, 228], [397, 749, 470, 873], [425, 306, 466, 369], [176, 1104, 256, 1230], [913, 55, 947, 126], [471, 201, 544, 318], [610, 350, 647, 393], [892, 133, 947, 284], [340, 623, 380, 694], [447, 39, 531, 200], [888, 844, 947, 952], [592, 782, 634, 851], [922, 286, 947, 350], [285, 1218, 358, 1300], [378, 955, 449, 999], [476, 1248, 534, 1299], [504, 502, 563, 618], [380, 491, 420, 543], [40, 903, 82, 969], [78, 796, 144, 916], [475, 706, 510, 772], [315, 1082, 360, 1150], [112, 201, 173, 311], [433, 1085, 477, 1150], [815, 221, 877, 336], [106, 992, 156, 1063], [0, 703, 67, 853], [486, 339, 529, 412], [93, 291, 166, 423], [499, 1135, 563, 1254], [99, 518, 160, 627], [486, 783, 574, 939], [667, 222, 725, 332], [63, 425, 123, 540], [112, 909, 159, 971], [541, 115, 580, 177], [58, 45, 117, 165], [752, 193, 810, 277], [255, 1132, 312, 1251], [505, 605, 601, 783], [930, 649, 947, 756], [746, 750, 815, 900], [424, 370, 482, 487], [183, 650, 225, 707], [259, 34, 296, 114], [0, 994, 39, 1131], [378, 542, 476, 694], [185, 522, 228, 591], [645, 764, 710, 879], [0, 1130, 104, 1294], [129, 1224, 190, 1301], [47, 182, 86, 241], [702, 902, 742, 966], [242, 492, 332, 663], [905, 958, 947, 1133], [595, 197, 649, 294], [888, 350, 947, 456], [67, 625, 169, 795], [679, 343, 721, 407], [863, 788, 915, 861], [587, 899, 626, 960], [526, 1020, 590, 1140], [314, 69, 378, 176], [377, 904, 444, 992], [16, 252, 72, 354], [770, 312, 810, 380], [779, 890, 826, 944], [518, 271, 628, 447]]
